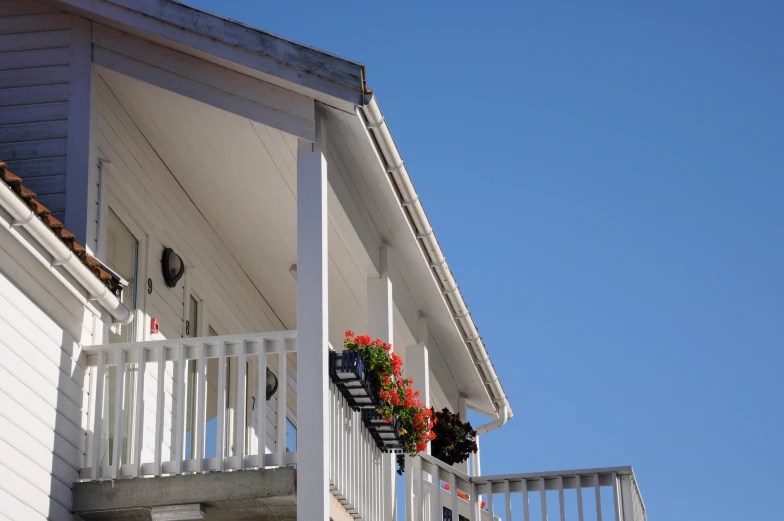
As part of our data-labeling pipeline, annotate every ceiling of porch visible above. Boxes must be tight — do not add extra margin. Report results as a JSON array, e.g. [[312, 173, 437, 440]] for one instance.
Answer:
[[99, 68, 390, 348]]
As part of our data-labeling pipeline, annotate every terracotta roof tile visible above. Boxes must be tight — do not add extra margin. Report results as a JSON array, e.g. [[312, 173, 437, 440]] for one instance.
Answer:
[[0, 160, 124, 296]]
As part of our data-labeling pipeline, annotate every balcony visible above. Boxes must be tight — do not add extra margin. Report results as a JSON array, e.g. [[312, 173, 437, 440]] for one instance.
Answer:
[[76, 331, 385, 521], [406, 454, 646, 521], [76, 332, 643, 521]]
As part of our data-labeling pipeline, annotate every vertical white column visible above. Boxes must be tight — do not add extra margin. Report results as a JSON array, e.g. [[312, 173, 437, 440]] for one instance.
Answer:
[[456, 396, 469, 474], [406, 319, 430, 521], [368, 246, 396, 521], [297, 113, 329, 521]]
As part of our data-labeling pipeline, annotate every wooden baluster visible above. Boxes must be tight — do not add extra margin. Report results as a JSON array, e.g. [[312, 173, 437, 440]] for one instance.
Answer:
[[575, 475, 584, 521], [236, 341, 247, 470], [111, 349, 125, 478], [558, 476, 566, 521], [174, 345, 186, 473], [522, 479, 530, 521], [277, 339, 286, 466], [216, 341, 226, 471], [153, 346, 165, 476], [505, 479, 512, 521], [258, 340, 267, 467], [539, 478, 547, 521], [612, 472, 621, 521], [195, 342, 206, 472], [594, 474, 603, 521], [134, 346, 146, 477], [90, 351, 106, 480]]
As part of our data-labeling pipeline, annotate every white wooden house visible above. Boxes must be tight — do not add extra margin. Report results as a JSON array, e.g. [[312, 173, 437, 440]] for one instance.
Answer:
[[0, 1, 647, 520]]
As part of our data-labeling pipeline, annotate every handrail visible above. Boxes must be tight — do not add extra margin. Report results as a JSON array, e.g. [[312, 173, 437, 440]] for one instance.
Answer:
[[472, 465, 635, 484], [406, 456, 646, 521], [83, 330, 297, 352], [80, 331, 297, 481]]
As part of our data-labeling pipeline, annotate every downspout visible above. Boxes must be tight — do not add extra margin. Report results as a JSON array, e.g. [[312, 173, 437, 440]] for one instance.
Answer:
[[471, 404, 509, 477], [0, 181, 133, 325], [360, 97, 512, 419]]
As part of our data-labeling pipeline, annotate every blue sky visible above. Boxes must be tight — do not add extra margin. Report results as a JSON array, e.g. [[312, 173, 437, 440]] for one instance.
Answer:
[[188, 1, 783, 519]]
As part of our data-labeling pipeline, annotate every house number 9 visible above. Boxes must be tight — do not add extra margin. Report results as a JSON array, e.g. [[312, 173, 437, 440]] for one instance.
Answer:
[[147, 278, 153, 294]]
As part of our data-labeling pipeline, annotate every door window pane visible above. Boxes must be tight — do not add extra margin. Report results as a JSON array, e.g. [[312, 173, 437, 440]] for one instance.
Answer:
[[105, 208, 138, 343]]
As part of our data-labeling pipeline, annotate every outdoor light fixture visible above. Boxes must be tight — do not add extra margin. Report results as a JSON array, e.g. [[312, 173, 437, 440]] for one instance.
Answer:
[[162, 248, 185, 288], [150, 504, 205, 520], [265, 367, 278, 400]]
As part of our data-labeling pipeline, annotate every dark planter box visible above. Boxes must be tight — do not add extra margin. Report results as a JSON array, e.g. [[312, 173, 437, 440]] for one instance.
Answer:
[[362, 409, 404, 453], [329, 350, 376, 410]]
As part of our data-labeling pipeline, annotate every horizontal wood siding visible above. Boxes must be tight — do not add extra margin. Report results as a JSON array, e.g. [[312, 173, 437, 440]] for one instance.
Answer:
[[0, 224, 95, 521], [0, 0, 70, 221], [94, 75, 293, 456]]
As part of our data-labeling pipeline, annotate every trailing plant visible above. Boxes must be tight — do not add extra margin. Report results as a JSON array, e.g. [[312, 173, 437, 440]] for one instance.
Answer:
[[430, 408, 477, 466], [344, 331, 435, 459]]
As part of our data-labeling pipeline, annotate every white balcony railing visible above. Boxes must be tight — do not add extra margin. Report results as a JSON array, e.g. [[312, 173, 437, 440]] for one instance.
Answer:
[[329, 380, 385, 521], [407, 454, 646, 521], [80, 331, 297, 480]]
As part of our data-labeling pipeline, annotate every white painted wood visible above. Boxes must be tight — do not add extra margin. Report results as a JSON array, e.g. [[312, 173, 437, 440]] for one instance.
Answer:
[[0, 3, 72, 223], [133, 345, 146, 476], [174, 345, 186, 472], [216, 340, 227, 471], [62, 14, 92, 241], [235, 341, 247, 469], [575, 475, 584, 521], [540, 478, 547, 521], [488, 482, 494, 521], [111, 349, 126, 478], [0, 28, 69, 52], [297, 113, 329, 521], [91, 24, 314, 122], [53, 0, 364, 109], [93, 45, 314, 142], [367, 246, 397, 521], [258, 340, 268, 464], [522, 478, 530, 521], [558, 476, 566, 521], [612, 472, 621, 521], [153, 345, 166, 475], [450, 473, 459, 521], [595, 474, 603, 521], [94, 76, 285, 335], [505, 479, 512, 521], [195, 342, 206, 471], [276, 340, 287, 465]]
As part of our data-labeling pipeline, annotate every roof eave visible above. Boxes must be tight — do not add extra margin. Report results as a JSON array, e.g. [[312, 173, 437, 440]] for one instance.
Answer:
[[50, 0, 368, 110], [358, 97, 513, 419]]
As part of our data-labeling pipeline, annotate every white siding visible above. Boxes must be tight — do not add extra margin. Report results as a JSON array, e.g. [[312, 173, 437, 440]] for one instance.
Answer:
[[0, 0, 72, 221], [0, 224, 95, 521], [93, 75, 293, 457]]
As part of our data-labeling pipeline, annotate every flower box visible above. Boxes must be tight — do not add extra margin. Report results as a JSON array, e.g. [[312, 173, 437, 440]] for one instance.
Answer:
[[329, 350, 376, 410], [361, 409, 404, 453]]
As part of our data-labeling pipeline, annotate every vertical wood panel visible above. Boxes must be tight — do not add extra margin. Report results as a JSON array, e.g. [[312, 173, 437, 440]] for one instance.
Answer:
[[235, 342, 247, 469]]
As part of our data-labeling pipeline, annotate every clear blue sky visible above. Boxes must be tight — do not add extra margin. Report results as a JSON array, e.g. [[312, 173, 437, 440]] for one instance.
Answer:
[[189, 1, 782, 519]]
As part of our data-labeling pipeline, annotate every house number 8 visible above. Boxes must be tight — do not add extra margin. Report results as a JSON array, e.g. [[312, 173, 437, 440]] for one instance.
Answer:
[[185, 320, 190, 335]]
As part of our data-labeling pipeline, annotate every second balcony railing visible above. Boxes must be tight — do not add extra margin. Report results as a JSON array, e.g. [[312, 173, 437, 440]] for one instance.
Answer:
[[80, 331, 297, 480]]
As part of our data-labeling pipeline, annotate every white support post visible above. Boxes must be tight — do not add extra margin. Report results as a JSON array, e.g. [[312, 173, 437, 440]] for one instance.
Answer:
[[297, 113, 329, 521], [368, 246, 396, 521], [406, 318, 431, 521], [457, 396, 469, 474]]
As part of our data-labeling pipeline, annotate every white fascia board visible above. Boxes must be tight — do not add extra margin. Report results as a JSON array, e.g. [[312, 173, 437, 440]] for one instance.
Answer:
[[47, 0, 367, 113]]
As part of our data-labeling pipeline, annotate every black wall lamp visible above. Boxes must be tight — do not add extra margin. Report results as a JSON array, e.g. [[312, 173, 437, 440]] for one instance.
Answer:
[[162, 248, 185, 288], [265, 368, 279, 400]]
